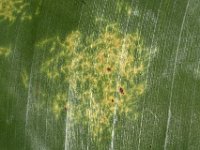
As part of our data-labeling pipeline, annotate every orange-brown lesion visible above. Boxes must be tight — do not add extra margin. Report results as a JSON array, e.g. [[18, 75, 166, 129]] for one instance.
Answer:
[[103, 96, 115, 106], [119, 87, 125, 95], [103, 64, 115, 75], [106, 67, 112, 72]]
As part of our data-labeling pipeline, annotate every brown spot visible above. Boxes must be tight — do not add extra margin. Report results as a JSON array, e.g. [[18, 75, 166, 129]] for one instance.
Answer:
[[107, 67, 111, 72], [111, 99, 114, 103], [119, 87, 124, 95]]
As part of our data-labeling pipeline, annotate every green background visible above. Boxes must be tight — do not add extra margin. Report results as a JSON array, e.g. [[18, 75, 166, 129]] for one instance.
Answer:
[[0, 0, 200, 149]]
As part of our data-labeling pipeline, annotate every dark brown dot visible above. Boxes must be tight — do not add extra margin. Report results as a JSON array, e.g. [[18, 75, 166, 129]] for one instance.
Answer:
[[111, 99, 114, 102], [119, 87, 124, 94], [107, 67, 111, 72]]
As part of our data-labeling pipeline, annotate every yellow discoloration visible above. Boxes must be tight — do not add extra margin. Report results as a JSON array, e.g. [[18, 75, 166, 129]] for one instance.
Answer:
[[38, 19, 155, 141], [0, 0, 40, 22], [0, 47, 10, 57], [136, 84, 145, 95]]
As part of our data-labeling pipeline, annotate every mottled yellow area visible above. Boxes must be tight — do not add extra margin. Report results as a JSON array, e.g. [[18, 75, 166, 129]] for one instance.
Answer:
[[38, 20, 152, 140], [115, 0, 133, 16], [0, 0, 35, 22]]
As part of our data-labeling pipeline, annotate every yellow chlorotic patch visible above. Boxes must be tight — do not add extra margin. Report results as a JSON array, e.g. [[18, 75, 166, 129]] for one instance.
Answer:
[[0, 47, 10, 57], [38, 20, 153, 141], [0, 0, 41, 22], [115, 0, 134, 16]]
